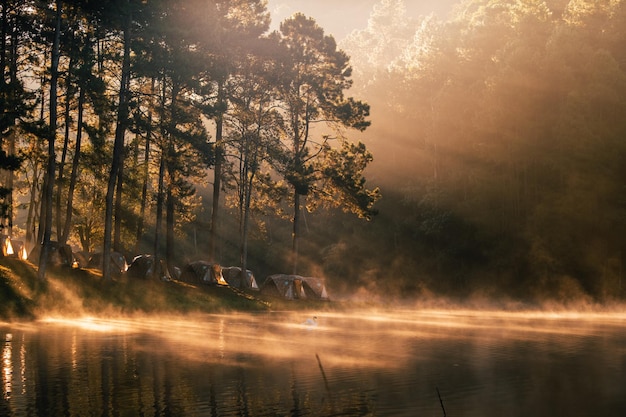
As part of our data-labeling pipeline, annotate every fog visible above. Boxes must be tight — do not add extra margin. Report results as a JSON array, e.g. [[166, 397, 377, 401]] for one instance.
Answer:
[[31, 307, 626, 369], [1, 307, 623, 416], [242, 0, 626, 305]]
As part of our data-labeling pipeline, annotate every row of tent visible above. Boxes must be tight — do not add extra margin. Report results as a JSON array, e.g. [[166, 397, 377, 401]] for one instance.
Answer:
[[1, 237, 329, 301], [132, 257, 329, 301], [126, 255, 258, 289]]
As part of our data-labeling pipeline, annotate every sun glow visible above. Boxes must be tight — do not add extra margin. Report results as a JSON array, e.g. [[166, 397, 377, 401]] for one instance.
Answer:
[[40, 317, 130, 333]]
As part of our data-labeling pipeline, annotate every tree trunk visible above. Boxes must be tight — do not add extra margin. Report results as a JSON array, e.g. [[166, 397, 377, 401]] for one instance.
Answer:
[[38, 0, 62, 281], [134, 77, 155, 254], [165, 185, 174, 276], [113, 150, 124, 253], [5, 6, 20, 237], [36, 170, 46, 245], [6, 130, 15, 235], [291, 111, 303, 275], [78, 224, 90, 253], [0, 0, 6, 76], [61, 86, 84, 243], [56, 40, 75, 240], [25, 164, 40, 252], [153, 150, 165, 276], [163, 79, 180, 276], [0, 1, 8, 234], [34, 56, 47, 249], [209, 79, 225, 262], [240, 167, 255, 286], [292, 191, 300, 275], [103, 7, 131, 281]]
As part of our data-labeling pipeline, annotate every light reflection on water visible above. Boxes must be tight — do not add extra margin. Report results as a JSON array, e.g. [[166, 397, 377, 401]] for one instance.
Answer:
[[0, 309, 625, 416], [2, 337, 11, 399]]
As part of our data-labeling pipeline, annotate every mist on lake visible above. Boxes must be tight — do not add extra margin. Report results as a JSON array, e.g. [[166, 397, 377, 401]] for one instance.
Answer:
[[1, 309, 625, 416]]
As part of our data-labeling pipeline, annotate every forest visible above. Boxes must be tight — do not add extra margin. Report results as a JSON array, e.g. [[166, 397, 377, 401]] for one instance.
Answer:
[[0, 0, 378, 283], [1, 0, 625, 305]]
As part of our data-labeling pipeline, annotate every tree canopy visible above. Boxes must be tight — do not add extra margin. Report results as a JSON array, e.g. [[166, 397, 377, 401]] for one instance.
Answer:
[[0, 0, 378, 283]]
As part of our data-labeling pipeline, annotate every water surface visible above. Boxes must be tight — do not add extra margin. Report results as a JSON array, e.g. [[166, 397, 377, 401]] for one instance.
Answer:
[[1, 309, 625, 416]]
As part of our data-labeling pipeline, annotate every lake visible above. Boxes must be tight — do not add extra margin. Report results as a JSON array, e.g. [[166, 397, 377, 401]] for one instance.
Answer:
[[0, 309, 625, 416]]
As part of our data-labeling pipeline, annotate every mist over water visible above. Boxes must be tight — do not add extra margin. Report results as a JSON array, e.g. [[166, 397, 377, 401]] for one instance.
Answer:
[[1, 308, 625, 416]]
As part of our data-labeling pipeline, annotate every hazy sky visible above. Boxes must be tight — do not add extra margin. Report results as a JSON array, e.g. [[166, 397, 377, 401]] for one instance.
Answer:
[[266, 0, 460, 40]]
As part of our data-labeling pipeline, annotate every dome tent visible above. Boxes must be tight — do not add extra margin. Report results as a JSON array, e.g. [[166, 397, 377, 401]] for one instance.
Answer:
[[260, 274, 329, 300]]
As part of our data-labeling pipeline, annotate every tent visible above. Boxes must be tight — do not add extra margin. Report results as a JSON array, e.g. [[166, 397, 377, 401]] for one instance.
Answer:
[[301, 276, 329, 300], [87, 252, 128, 274], [221, 266, 259, 290], [28, 241, 74, 267], [260, 274, 329, 300], [1, 235, 13, 257], [126, 254, 155, 279], [12, 240, 28, 260], [1, 236, 27, 259], [73, 251, 91, 268], [179, 261, 227, 286]]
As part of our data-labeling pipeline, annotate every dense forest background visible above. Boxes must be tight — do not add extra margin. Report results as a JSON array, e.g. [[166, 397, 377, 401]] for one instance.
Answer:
[[1, 0, 625, 305], [339, 0, 626, 304]]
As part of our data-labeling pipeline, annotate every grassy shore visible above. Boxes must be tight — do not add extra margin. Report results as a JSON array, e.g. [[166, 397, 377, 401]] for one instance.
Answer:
[[0, 257, 330, 321]]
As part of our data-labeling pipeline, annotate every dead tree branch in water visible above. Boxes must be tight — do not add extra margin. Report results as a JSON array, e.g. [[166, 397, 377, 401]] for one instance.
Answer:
[[436, 386, 447, 417], [316, 353, 335, 412]]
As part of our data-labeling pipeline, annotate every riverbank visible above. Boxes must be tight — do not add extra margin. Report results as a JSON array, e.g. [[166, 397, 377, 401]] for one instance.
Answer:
[[0, 257, 330, 321]]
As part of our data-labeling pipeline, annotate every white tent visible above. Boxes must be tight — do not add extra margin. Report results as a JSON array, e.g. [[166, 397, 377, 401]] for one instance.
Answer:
[[260, 274, 329, 300]]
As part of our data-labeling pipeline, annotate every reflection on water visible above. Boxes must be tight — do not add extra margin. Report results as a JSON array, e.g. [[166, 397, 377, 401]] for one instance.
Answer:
[[0, 309, 624, 416], [2, 336, 11, 399]]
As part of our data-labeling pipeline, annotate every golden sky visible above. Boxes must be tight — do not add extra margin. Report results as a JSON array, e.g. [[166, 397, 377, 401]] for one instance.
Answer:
[[266, 0, 459, 40]]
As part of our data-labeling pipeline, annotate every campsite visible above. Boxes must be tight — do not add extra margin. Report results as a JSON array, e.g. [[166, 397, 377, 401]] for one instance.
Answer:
[[11, 235, 327, 300], [0, 235, 332, 321]]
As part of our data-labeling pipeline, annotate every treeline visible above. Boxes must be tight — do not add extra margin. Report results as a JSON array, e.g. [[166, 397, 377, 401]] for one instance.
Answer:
[[328, 0, 626, 303], [0, 0, 379, 281]]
